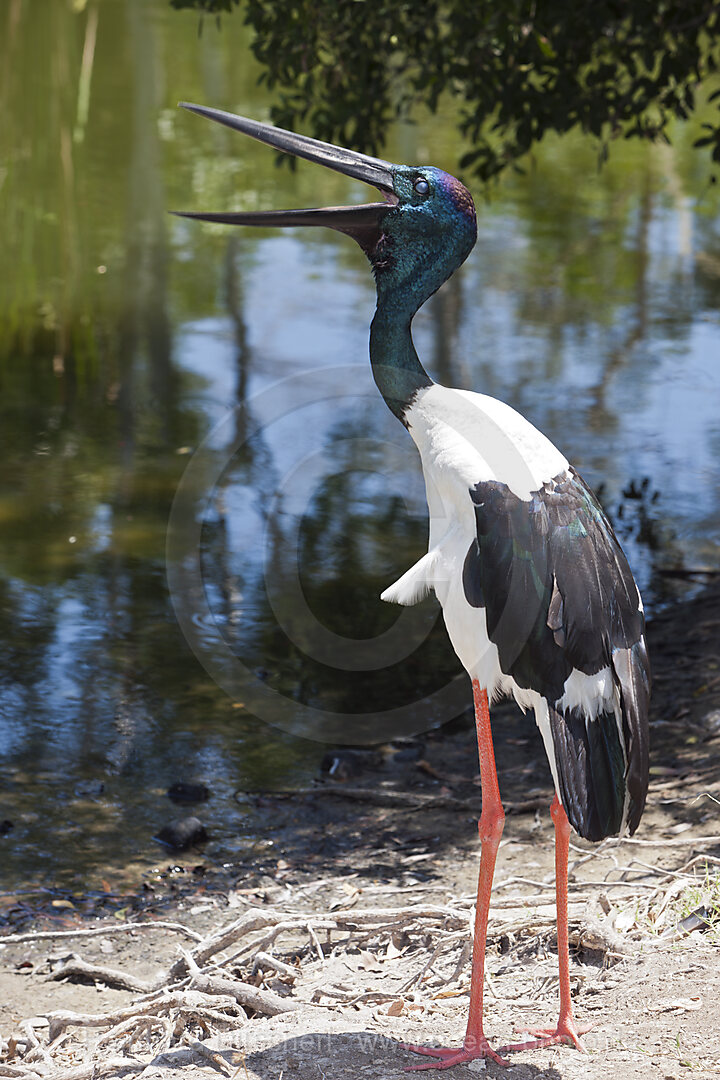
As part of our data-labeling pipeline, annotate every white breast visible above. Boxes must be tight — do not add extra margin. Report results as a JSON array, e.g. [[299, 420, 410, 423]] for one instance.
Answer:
[[406, 384, 567, 502], [381, 384, 568, 705]]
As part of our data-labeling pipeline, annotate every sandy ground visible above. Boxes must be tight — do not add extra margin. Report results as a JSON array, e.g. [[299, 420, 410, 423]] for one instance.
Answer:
[[1, 582, 719, 1078]]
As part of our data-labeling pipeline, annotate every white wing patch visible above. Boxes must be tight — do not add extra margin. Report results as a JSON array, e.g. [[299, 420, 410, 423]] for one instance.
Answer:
[[556, 666, 615, 719], [380, 549, 439, 606]]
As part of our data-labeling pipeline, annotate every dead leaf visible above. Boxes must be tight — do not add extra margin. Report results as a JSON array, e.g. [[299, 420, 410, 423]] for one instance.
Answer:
[[358, 950, 382, 972], [386, 998, 405, 1016], [650, 996, 703, 1013], [614, 907, 637, 933], [385, 940, 404, 961], [329, 887, 360, 911], [433, 986, 470, 999]]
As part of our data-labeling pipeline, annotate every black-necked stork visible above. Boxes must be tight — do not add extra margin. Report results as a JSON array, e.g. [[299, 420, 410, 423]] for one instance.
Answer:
[[177, 104, 650, 1069]]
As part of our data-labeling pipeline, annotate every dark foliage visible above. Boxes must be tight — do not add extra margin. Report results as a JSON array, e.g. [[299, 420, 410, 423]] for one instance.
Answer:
[[171, 0, 720, 180]]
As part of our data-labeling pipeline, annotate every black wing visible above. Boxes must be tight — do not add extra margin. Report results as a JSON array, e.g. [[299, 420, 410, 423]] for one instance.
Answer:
[[462, 467, 650, 842]]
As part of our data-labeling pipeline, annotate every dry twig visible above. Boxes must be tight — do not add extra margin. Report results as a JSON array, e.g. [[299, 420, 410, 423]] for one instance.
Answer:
[[4, 921, 201, 946]]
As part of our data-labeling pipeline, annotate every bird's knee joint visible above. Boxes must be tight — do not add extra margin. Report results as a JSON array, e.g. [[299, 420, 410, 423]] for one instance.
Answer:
[[550, 796, 571, 835], [478, 808, 505, 844]]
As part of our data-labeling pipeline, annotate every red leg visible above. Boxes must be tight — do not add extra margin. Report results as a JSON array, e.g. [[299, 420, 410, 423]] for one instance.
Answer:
[[401, 682, 509, 1070], [499, 794, 592, 1053]]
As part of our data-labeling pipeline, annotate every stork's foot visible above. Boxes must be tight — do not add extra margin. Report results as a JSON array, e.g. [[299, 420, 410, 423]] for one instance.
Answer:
[[399, 1038, 510, 1071], [498, 1017, 593, 1054]]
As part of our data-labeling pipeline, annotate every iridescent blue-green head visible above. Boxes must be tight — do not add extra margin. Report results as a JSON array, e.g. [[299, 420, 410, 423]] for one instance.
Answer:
[[372, 165, 477, 314], [175, 104, 477, 316]]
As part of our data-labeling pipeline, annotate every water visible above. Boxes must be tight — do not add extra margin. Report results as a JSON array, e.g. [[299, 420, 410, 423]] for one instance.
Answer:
[[1, 0, 719, 897]]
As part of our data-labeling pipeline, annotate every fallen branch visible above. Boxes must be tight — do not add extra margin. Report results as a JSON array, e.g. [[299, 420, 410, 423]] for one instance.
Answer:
[[18, 1022, 52, 1069], [175, 904, 469, 979], [676, 853, 720, 875], [46, 991, 240, 1041], [38, 1058, 146, 1080], [187, 970, 298, 1017], [47, 953, 157, 994], [178, 943, 297, 1018], [252, 951, 299, 979], [610, 834, 720, 849], [94, 1012, 171, 1053], [168, 909, 282, 981], [181, 1033, 233, 1077], [332, 904, 468, 928], [2, 920, 202, 946]]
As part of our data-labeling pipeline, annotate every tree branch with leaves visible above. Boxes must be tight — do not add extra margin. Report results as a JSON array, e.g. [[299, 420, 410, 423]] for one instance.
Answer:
[[172, 0, 720, 180]]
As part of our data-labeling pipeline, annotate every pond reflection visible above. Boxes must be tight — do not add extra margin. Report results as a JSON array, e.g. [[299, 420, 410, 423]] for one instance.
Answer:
[[0, 0, 718, 896]]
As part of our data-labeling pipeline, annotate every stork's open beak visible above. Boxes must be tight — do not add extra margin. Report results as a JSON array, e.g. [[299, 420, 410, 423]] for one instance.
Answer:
[[173, 103, 397, 255]]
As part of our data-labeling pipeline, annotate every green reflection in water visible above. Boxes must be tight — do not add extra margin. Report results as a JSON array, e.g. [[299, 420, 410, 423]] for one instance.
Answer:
[[0, 0, 718, 895]]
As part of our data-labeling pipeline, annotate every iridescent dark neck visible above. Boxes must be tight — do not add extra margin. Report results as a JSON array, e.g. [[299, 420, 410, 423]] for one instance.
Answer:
[[369, 295, 432, 424], [367, 169, 477, 424]]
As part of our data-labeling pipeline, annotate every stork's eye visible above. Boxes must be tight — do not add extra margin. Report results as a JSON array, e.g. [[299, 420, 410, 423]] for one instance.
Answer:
[[414, 177, 429, 195]]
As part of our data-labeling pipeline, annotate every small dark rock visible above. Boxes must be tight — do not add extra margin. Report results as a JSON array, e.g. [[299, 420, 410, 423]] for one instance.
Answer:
[[0, 820, 13, 835], [167, 781, 210, 805], [74, 780, 105, 799], [385, 740, 425, 766], [155, 817, 208, 851]]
